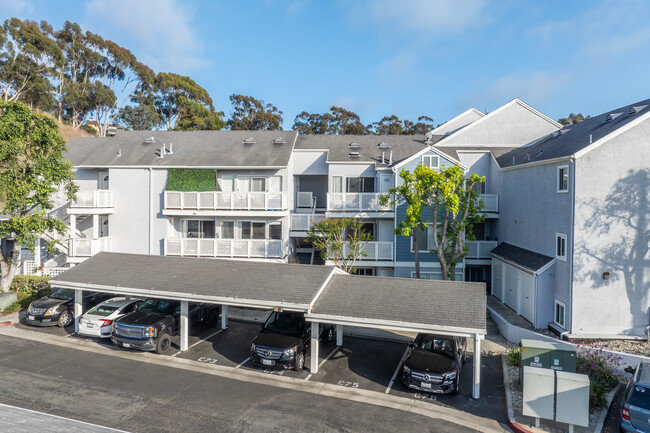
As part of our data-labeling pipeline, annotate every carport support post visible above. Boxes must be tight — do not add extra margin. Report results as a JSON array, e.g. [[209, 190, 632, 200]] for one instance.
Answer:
[[180, 301, 189, 351], [221, 305, 228, 330], [336, 324, 343, 346], [472, 334, 482, 399], [74, 290, 82, 334], [310, 321, 319, 373]]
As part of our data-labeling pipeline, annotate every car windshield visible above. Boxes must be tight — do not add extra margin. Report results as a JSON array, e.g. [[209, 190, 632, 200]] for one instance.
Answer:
[[414, 335, 455, 358], [86, 305, 118, 317], [263, 312, 305, 337], [137, 299, 176, 315], [49, 288, 75, 301], [629, 385, 650, 410]]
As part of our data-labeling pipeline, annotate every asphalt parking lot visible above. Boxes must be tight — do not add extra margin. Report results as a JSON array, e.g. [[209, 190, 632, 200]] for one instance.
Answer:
[[13, 312, 506, 424]]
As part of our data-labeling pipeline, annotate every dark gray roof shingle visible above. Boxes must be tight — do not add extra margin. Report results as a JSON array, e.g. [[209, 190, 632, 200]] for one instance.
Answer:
[[490, 242, 554, 273], [65, 131, 298, 168], [311, 274, 486, 332], [51, 252, 335, 307]]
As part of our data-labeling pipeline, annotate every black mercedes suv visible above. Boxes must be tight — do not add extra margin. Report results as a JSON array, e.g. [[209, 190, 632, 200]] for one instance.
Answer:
[[249, 311, 334, 371], [26, 288, 111, 327], [401, 333, 466, 394]]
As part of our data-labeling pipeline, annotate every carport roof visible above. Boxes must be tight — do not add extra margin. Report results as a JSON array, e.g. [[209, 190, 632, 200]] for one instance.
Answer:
[[308, 274, 486, 336], [50, 252, 337, 309]]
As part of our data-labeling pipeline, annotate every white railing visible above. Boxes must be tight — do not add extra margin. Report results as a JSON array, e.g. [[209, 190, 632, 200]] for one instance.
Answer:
[[71, 190, 114, 208], [164, 238, 284, 258], [20, 260, 69, 276], [479, 194, 498, 213], [297, 192, 314, 208], [465, 241, 498, 259], [69, 236, 113, 257], [342, 241, 393, 261], [327, 193, 392, 212], [165, 191, 287, 211], [290, 214, 325, 231]]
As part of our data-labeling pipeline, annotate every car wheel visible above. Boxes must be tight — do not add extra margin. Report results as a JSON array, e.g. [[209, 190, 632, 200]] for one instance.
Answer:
[[57, 310, 72, 327], [294, 351, 305, 371], [155, 333, 171, 355], [326, 327, 334, 343]]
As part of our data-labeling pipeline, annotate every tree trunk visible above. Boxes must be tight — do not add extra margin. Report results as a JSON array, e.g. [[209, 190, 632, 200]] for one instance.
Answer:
[[413, 232, 420, 278], [0, 243, 21, 293]]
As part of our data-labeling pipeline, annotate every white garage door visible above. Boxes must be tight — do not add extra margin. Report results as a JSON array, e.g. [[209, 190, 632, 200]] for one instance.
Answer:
[[492, 261, 503, 301], [504, 265, 518, 311], [519, 272, 535, 324]]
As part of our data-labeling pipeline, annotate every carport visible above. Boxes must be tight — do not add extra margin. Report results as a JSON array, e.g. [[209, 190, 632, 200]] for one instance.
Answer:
[[306, 274, 486, 399], [49, 252, 487, 398]]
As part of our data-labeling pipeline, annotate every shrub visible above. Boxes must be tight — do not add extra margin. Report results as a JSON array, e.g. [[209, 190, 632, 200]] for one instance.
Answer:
[[576, 343, 621, 412], [3, 276, 52, 313], [507, 347, 521, 366], [166, 169, 216, 192]]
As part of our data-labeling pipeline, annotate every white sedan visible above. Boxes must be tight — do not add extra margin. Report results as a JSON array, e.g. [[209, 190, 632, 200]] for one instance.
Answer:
[[77, 297, 142, 338]]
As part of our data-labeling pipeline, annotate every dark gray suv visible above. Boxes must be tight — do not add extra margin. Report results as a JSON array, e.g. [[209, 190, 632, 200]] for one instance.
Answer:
[[621, 362, 650, 433]]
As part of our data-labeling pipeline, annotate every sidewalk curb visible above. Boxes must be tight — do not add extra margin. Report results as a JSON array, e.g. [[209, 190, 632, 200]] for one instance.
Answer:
[[593, 383, 620, 433], [501, 355, 534, 433]]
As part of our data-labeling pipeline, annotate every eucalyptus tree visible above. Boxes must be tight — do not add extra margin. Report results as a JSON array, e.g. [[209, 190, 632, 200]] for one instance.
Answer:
[[227, 94, 283, 131]]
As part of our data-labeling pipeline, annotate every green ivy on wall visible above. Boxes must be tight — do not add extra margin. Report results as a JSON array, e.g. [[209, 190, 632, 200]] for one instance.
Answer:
[[166, 169, 217, 191]]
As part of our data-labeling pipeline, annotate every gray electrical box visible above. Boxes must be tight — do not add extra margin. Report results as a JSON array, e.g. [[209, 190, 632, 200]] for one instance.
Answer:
[[556, 371, 590, 427], [522, 366, 555, 421]]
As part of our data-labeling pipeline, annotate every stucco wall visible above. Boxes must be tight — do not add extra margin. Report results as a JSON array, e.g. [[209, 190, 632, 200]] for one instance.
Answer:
[[572, 118, 650, 336], [292, 151, 328, 175]]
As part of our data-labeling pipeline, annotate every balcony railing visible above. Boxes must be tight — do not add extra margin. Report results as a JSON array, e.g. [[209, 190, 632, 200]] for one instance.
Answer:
[[69, 236, 112, 257], [465, 241, 498, 259], [342, 241, 393, 261], [479, 194, 498, 213], [164, 238, 284, 258], [165, 191, 287, 211], [290, 214, 325, 231], [327, 193, 392, 212], [71, 190, 113, 208]]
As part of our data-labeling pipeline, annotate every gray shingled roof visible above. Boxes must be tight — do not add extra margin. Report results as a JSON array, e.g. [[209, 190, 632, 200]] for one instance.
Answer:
[[311, 274, 486, 332], [497, 98, 650, 167], [65, 131, 298, 168], [51, 252, 335, 307], [490, 242, 554, 273]]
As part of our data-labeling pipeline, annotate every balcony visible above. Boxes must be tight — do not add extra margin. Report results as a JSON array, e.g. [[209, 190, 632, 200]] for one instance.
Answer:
[[290, 213, 325, 232], [70, 190, 113, 208], [479, 194, 498, 213], [69, 236, 113, 257], [342, 241, 393, 261], [164, 191, 287, 212], [164, 238, 284, 258], [327, 193, 392, 212], [465, 241, 498, 259]]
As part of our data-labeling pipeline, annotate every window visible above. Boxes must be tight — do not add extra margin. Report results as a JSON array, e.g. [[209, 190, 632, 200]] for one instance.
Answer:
[[240, 221, 266, 240], [473, 181, 486, 194], [251, 177, 266, 192], [422, 155, 439, 169], [556, 233, 567, 260], [412, 272, 443, 280], [332, 176, 342, 193], [185, 220, 215, 238], [346, 177, 375, 193], [218, 175, 234, 192], [411, 225, 430, 252], [352, 268, 374, 276], [557, 166, 569, 193], [554, 300, 566, 328], [220, 221, 234, 239], [269, 223, 282, 240]]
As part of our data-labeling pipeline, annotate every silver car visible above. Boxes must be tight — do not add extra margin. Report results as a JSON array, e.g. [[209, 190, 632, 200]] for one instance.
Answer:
[[77, 297, 142, 338], [621, 362, 650, 433]]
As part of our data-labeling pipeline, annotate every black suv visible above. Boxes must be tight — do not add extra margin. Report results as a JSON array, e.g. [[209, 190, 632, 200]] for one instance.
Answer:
[[401, 333, 466, 394], [26, 288, 111, 327], [111, 298, 220, 354], [249, 311, 334, 371], [620, 362, 650, 433]]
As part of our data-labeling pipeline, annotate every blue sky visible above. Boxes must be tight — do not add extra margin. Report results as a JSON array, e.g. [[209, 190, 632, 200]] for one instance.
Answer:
[[3, 0, 650, 129]]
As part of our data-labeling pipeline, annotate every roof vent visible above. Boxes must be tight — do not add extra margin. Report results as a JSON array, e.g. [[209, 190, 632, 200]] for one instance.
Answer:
[[106, 126, 117, 136], [243, 137, 256, 144], [348, 151, 360, 158], [424, 131, 433, 144], [377, 141, 390, 149], [143, 136, 155, 144], [348, 142, 361, 148], [605, 112, 622, 122], [629, 105, 648, 115], [272, 137, 285, 144]]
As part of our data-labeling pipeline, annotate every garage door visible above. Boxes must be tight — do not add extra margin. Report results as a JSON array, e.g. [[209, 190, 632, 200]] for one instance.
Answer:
[[492, 261, 503, 301], [519, 272, 535, 323], [504, 265, 518, 311]]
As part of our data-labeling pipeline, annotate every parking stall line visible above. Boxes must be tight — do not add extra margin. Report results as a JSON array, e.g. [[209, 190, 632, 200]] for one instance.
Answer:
[[235, 357, 250, 369], [304, 346, 340, 381], [384, 346, 410, 394], [171, 329, 224, 358]]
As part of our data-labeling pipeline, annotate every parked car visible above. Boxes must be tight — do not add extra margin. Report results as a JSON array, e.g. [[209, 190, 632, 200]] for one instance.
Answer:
[[620, 362, 650, 433], [401, 333, 466, 394], [26, 288, 112, 328], [77, 297, 143, 338], [111, 298, 220, 354], [249, 311, 334, 371]]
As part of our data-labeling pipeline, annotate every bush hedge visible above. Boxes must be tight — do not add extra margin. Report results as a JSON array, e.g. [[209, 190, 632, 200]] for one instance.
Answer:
[[166, 169, 216, 192], [576, 343, 621, 412], [3, 275, 52, 314]]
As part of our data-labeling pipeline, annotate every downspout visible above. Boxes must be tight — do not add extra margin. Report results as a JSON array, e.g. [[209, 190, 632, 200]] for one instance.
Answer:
[[149, 168, 153, 255], [568, 157, 576, 335]]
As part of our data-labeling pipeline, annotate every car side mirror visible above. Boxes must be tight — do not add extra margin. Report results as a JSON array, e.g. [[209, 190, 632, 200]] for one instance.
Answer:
[[408, 342, 414, 348], [625, 366, 635, 374]]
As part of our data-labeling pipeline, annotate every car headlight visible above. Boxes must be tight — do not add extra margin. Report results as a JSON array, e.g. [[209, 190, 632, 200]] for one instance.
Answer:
[[143, 326, 156, 337], [403, 365, 411, 374], [282, 346, 297, 357], [443, 371, 457, 381], [44, 307, 59, 316]]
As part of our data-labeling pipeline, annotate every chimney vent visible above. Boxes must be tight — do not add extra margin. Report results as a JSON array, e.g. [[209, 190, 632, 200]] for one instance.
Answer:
[[273, 137, 286, 144], [243, 137, 256, 144], [349, 142, 361, 149]]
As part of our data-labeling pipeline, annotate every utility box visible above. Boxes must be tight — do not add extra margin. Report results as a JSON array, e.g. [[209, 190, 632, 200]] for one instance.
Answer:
[[520, 339, 577, 387], [522, 366, 555, 421], [555, 371, 589, 427], [548, 343, 576, 373]]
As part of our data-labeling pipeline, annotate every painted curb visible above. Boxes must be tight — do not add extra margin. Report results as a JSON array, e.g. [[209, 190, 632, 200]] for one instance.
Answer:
[[0, 321, 12, 327]]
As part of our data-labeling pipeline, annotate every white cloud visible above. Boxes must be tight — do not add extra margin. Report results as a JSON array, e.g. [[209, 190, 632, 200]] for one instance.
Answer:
[[84, 0, 207, 73], [0, 0, 34, 15]]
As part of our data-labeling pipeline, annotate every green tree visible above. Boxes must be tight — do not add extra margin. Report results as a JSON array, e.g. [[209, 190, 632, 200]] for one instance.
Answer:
[[0, 101, 77, 292], [371, 115, 435, 135], [292, 106, 369, 135], [227, 94, 283, 130], [380, 165, 429, 278], [118, 103, 161, 130], [306, 217, 373, 273], [558, 113, 590, 126]]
